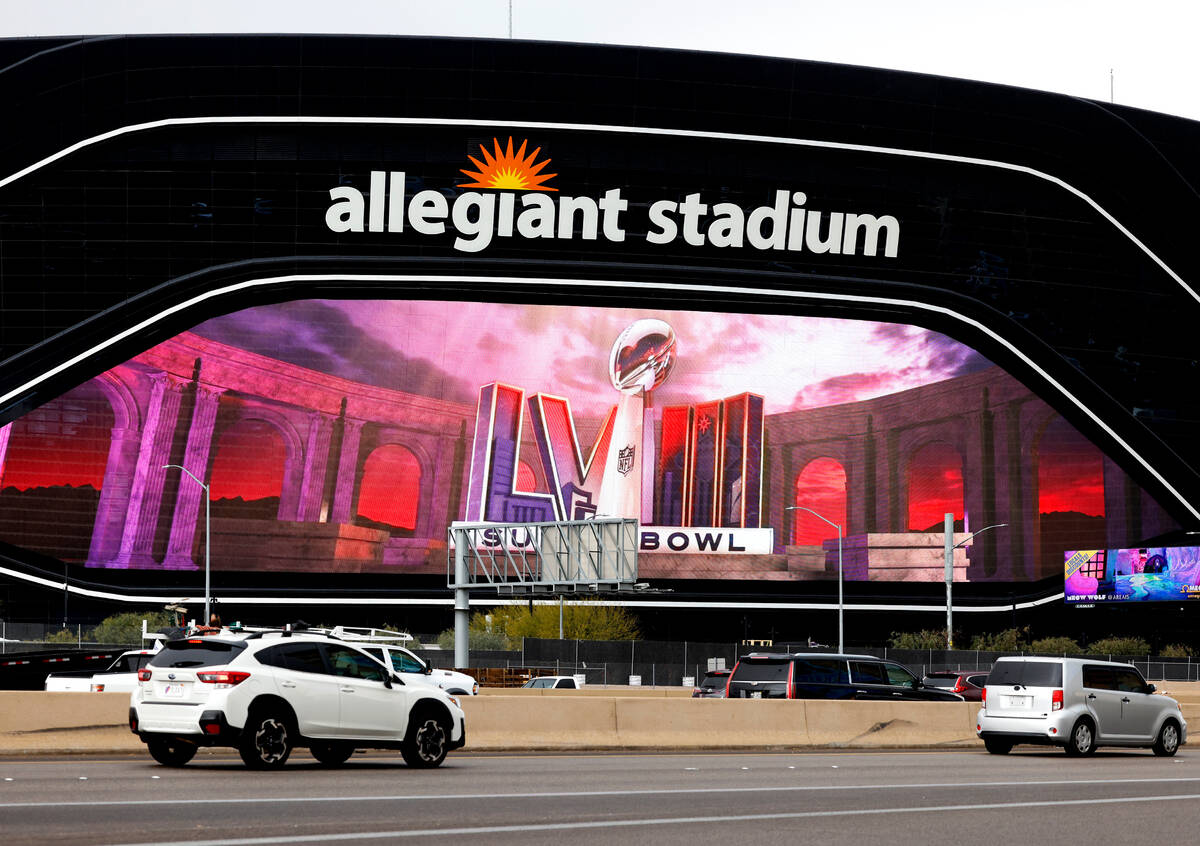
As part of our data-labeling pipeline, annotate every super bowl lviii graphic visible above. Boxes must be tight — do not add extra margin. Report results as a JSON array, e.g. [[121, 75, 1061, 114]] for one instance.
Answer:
[[0, 295, 1163, 586]]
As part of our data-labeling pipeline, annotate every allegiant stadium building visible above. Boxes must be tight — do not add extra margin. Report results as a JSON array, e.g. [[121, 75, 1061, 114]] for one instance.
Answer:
[[1, 34, 1198, 642]]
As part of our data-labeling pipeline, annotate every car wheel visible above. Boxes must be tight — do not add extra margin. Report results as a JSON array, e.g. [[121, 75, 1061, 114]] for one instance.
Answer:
[[239, 711, 294, 769], [1065, 718, 1097, 756], [310, 741, 355, 767], [401, 714, 449, 769], [1153, 720, 1181, 757], [983, 737, 1013, 755], [146, 738, 197, 767]]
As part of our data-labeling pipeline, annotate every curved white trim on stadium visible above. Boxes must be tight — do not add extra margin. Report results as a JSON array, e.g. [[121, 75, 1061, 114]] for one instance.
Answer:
[[1, 115, 1196, 306], [2, 271, 1196, 524], [0, 116, 1196, 611], [0, 563, 1065, 613]]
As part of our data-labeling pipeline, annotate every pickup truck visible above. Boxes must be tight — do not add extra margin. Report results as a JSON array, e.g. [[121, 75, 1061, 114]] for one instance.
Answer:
[[44, 648, 159, 692], [324, 627, 479, 696]]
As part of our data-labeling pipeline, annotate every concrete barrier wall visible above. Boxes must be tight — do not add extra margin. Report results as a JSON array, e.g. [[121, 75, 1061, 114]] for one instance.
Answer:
[[1, 690, 1194, 754]]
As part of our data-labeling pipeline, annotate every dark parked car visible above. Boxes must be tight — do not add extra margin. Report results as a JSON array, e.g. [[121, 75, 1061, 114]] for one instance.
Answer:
[[726, 653, 964, 701], [922, 671, 988, 702], [692, 669, 731, 698]]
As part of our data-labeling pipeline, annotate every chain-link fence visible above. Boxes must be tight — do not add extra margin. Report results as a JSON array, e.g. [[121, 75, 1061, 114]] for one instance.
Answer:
[[415, 638, 1200, 686]]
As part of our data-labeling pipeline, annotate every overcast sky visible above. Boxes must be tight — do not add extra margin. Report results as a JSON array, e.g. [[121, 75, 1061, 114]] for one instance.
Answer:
[[4, 1, 1199, 122]]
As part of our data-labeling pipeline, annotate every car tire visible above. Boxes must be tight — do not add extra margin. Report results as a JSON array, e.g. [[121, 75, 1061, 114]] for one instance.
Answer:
[[239, 711, 294, 769], [983, 738, 1013, 755], [1065, 718, 1097, 756], [1153, 720, 1181, 757], [146, 738, 197, 767], [401, 713, 450, 768], [310, 741, 355, 767]]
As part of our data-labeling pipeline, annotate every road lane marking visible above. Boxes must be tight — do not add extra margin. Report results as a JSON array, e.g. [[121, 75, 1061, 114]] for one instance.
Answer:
[[3, 776, 1200, 810], [112, 792, 1200, 845]]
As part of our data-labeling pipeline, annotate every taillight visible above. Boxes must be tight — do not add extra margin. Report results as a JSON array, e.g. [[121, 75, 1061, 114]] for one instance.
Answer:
[[953, 677, 966, 693], [196, 670, 250, 689], [137, 668, 152, 682], [981, 687, 987, 704], [1052, 689, 1064, 711], [89, 683, 105, 692]]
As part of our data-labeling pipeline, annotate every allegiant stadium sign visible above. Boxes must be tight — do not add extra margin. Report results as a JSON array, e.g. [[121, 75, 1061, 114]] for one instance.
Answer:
[[323, 137, 900, 258]]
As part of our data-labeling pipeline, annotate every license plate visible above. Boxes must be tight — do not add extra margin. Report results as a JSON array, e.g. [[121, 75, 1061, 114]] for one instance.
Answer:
[[750, 691, 763, 699], [161, 684, 185, 698], [1006, 695, 1031, 707]]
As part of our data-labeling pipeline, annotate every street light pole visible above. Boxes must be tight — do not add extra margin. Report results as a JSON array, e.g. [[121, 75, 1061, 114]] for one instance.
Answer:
[[787, 505, 843, 653], [164, 464, 211, 622], [943, 514, 1007, 649]]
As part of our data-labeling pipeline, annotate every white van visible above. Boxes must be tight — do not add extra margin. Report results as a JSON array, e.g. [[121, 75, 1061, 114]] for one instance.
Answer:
[[976, 657, 1186, 756]]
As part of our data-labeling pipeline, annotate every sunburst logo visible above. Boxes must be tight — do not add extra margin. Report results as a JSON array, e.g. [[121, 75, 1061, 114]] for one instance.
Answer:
[[458, 137, 557, 192]]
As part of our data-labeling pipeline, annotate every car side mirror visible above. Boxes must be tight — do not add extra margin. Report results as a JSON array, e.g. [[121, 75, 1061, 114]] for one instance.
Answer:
[[1145, 683, 1156, 694], [912, 679, 921, 689]]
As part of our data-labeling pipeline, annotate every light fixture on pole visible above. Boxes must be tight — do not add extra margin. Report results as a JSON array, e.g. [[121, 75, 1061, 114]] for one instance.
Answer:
[[943, 514, 1007, 649], [786, 505, 843, 654], [164, 464, 211, 623]]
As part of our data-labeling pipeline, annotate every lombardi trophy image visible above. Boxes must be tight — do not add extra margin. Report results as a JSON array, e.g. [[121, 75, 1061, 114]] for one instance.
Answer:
[[597, 319, 677, 521]]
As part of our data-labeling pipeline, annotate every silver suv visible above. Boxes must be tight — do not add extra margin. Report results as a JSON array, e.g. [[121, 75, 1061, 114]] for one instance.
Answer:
[[976, 657, 1186, 756], [129, 629, 466, 769]]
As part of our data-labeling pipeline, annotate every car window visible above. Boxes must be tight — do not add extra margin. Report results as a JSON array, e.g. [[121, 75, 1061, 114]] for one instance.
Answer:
[[555, 678, 574, 689], [849, 661, 888, 684], [1083, 665, 1115, 690], [361, 647, 385, 663], [256, 643, 327, 674], [390, 650, 425, 673], [791, 659, 849, 684], [149, 640, 247, 669], [1113, 669, 1148, 693], [966, 674, 988, 688], [884, 664, 917, 687], [734, 659, 790, 681], [988, 661, 1063, 687], [529, 678, 554, 688], [324, 646, 387, 682]]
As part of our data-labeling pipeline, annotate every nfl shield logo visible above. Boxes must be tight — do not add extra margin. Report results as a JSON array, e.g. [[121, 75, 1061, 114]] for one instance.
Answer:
[[617, 445, 635, 476]]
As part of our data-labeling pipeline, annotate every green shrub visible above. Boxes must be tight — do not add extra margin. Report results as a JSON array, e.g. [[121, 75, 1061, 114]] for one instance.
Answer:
[[44, 628, 79, 644], [474, 601, 641, 642], [969, 628, 1027, 651], [1159, 643, 1192, 658], [1030, 636, 1084, 654], [91, 610, 173, 645], [888, 629, 947, 649], [435, 628, 513, 650], [1088, 636, 1151, 656]]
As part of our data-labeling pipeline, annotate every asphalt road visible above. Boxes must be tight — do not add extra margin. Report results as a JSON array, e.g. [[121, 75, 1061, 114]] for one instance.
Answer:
[[1, 747, 1198, 845]]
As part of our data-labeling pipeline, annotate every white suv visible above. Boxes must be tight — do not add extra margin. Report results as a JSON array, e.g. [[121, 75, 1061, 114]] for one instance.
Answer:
[[129, 630, 466, 769], [976, 657, 1186, 756]]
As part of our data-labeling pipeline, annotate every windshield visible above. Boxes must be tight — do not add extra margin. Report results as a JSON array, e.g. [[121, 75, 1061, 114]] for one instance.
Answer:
[[733, 659, 790, 682], [988, 661, 1063, 687], [149, 640, 247, 669]]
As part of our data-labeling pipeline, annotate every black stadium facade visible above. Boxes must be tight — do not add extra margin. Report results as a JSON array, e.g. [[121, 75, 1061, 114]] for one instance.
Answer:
[[1, 34, 1198, 644]]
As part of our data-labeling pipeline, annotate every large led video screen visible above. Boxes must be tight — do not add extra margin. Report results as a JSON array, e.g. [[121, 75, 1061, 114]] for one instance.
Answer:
[[0, 297, 1169, 585], [1065, 546, 1200, 603]]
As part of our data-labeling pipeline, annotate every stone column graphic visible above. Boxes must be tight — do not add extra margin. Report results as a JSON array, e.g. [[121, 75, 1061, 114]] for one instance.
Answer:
[[296, 411, 335, 522], [329, 418, 365, 524], [163, 385, 226, 569], [110, 373, 186, 568], [0, 423, 11, 481], [86, 426, 142, 566]]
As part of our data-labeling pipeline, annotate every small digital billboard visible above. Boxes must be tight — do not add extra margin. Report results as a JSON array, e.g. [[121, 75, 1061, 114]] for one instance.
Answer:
[[1065, 546, 1200, 603]]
